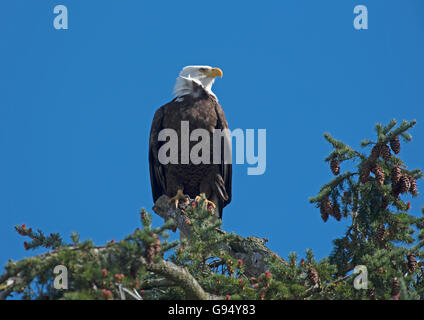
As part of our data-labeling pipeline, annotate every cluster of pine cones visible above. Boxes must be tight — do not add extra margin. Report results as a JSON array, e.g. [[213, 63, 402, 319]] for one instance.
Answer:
[[323, 136, 420, 298], [373, 254, 417, 299], [322, 136, 418, 222], [391, 163, 418, 198], [360, 137, 417, 197], [320, 197, 341, 222], [358, 137, 399, 185]]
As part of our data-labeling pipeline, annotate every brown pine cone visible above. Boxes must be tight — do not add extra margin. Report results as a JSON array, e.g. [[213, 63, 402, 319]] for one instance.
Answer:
[[370, 143, 382, 162], [146, 246, 156, 264], [407, 253, 417, 273], [320, 207, 329, 222], [331, 203, 342, 221], [390, 136, 401, 154], [359, 162, 371, 184], [392, 183, 401, 199], [145, 234, 161, 264], [320, 197, 332, 222], [380, 144, 391, 161], [330, 158, 340, 175], [409, 176, 418, 196], [391, 164, 402, 185], [398, 174, 411, 194], [371, 164, 385, 186]]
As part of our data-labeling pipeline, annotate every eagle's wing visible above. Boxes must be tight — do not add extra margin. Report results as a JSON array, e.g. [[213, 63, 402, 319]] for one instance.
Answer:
[[149, 106, 167, 203], [215, 102, 232, 216]]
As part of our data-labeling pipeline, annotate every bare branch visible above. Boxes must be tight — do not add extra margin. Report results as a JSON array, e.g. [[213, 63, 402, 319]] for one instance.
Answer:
[[140, 257, 220, 300]]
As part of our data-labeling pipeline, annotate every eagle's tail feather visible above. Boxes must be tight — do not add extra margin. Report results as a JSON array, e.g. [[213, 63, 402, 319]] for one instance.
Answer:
[[214, 174, 229, 202]]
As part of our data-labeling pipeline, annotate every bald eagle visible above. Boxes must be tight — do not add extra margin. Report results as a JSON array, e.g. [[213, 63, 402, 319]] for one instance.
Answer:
[[149, 66, 232, 219]]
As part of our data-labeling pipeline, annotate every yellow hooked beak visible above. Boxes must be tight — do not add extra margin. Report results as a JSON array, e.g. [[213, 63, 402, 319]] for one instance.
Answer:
[[204, 67, 223, 78]]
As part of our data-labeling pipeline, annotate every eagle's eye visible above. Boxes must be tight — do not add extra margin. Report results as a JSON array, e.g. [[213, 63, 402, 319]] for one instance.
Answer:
[[198, 68, 207, 73]]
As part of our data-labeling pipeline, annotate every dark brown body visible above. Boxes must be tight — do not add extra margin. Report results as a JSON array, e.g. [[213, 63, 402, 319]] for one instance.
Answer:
[[149, 84, 232, 218]]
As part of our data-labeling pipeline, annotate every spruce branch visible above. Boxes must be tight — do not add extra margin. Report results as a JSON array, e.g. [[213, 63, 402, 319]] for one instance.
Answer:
[[2, 118, 423, 300], [152, 194, 286, 278], [0, 242, 218, 300], [140, 256, 219, 300], [309, 171, 355, 204]]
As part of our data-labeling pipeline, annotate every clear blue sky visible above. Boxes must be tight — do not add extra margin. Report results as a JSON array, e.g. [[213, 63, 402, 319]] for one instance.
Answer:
[[1, 0, 423, 271]]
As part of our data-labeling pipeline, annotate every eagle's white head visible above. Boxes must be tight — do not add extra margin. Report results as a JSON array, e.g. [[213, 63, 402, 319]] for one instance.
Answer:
[[173, 65, 223, 101]]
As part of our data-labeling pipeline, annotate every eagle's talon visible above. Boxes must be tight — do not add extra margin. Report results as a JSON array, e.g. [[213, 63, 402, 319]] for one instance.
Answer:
[[206, 200, 216, 209], [193, 196, 216, 210], [168, 189, 186, 209]]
